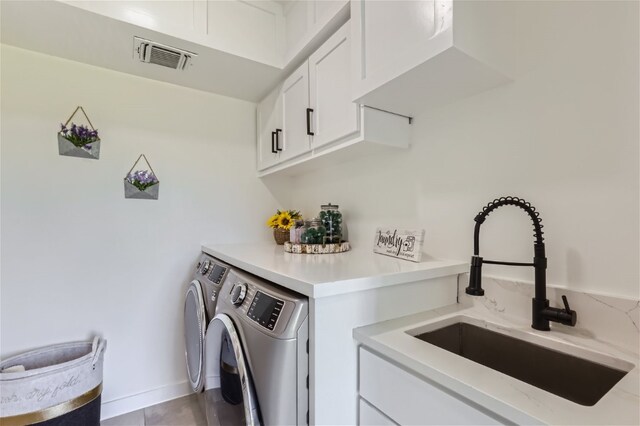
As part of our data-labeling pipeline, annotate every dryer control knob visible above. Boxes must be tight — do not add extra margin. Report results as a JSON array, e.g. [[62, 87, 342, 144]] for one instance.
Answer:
[[230, 283, 247, 306], [201, 260, 211, 275]]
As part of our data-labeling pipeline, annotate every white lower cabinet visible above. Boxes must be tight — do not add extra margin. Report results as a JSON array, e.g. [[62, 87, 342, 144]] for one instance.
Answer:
[[257, 20, 410, 176], [358, 347, 503, 425], [359, 398, 397, 426]]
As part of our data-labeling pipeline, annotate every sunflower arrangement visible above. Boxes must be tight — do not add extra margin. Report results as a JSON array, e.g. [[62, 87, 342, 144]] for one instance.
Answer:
[[266, 210, 302, 231]]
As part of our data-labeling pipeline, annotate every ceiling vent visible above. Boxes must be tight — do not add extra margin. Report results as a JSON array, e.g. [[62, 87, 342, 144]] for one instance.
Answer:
[[134, 37, 196, 70]]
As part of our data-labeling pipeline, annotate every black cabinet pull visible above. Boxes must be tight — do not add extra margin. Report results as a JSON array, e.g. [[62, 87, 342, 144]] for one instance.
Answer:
[[276, 129, 282, 151], [306, 108, 314, 136], [271, 131, 277, 153]]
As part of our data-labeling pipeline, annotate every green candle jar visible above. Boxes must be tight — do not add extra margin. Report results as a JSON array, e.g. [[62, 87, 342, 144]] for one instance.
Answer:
[[319, 203, 342, 244], [301, 218, 326, 244]]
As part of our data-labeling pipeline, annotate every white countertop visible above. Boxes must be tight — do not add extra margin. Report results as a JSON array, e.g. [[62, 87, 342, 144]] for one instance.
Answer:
[[354, 301, 640, 425], [201, 243, 468, 298]]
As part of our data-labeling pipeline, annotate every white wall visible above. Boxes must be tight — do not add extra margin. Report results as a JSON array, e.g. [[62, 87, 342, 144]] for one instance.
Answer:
[[0, 45, 284, 416], [289, 1, 640, 299]]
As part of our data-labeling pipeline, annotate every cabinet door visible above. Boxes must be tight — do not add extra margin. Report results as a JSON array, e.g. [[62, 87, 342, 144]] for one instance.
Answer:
[[279, 62, 311, 162], [309, 21, 359, 150], [284, 0, 348, 62], [256, 84, 282, 171], [351, 0, 452, 101], [312, 0, 348, 27], [283, 0, 311, 60], [359, 348, 501, 425], [359, 398, 396, 426], [206, 0, 284, 66]]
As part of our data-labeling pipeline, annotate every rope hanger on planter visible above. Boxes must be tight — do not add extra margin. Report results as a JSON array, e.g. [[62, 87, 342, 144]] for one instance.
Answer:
[[63, 106, 96, 130]]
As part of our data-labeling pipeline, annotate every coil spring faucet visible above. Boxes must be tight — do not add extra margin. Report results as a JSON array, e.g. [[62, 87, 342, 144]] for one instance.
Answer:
[[465, 196, 577, 331]]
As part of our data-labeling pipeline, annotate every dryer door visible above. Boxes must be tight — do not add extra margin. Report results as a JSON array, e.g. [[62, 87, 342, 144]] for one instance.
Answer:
[[184, 280, 206, 392], [204, 314, 261, 426]]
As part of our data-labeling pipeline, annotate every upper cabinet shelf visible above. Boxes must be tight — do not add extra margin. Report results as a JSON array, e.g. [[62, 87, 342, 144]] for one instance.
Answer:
[[59, 0, 286, 68], [351, 0, 516, 117], [0, 0, 349, 102]]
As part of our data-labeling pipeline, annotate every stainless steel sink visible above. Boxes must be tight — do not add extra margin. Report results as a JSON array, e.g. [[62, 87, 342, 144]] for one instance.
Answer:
[[413, 321, 630, 406]]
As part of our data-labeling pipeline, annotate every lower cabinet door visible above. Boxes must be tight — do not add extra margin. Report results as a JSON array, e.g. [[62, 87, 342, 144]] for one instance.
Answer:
[[359, 398, 397, 426], [359, 348, 503, 425]]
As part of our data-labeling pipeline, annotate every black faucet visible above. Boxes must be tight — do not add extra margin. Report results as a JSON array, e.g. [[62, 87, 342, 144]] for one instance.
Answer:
[[465, 196, 577, 331]]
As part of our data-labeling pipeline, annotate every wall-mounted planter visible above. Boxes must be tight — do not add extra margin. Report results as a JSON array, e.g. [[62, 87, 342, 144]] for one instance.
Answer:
[[58, 106, 101, 160], [57, 133, 100, 159], [124, 154, 159, 200], [124, 180, 159, 200]]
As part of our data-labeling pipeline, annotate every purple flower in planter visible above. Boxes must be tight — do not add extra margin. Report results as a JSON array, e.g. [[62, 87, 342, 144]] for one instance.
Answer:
[[59, 122, 99, 148], [126, 169, 159, 191]]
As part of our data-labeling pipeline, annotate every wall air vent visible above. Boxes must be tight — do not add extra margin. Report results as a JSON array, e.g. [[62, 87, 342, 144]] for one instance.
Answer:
[[134, 37, 196, 70]]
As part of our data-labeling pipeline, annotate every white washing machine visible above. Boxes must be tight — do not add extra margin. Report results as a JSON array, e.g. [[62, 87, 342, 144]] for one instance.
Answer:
[[184, 253, 230, 393]]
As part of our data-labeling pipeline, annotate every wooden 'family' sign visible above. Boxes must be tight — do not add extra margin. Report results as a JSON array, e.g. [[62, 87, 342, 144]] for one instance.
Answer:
[[373, 228, 425, 262]]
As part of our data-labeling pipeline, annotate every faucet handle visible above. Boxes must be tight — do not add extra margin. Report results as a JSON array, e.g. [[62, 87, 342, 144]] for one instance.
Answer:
[[562, 295, 571, 312], [560, 295, 578, 326]]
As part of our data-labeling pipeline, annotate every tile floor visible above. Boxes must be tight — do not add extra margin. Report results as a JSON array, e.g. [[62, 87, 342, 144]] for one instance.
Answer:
[[101, 395, 206, 426]]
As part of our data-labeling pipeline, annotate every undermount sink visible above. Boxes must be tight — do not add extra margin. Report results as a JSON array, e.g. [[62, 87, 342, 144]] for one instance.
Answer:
[[409, 318, 633, 406]]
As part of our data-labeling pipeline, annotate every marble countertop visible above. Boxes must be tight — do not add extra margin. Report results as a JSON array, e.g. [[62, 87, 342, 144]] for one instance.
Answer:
[[201, 243, 468, 298], [354, 293, 640, 425]]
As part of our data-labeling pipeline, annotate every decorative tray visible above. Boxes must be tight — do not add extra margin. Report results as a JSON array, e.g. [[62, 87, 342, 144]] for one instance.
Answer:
[[284, 241, 350, 254]]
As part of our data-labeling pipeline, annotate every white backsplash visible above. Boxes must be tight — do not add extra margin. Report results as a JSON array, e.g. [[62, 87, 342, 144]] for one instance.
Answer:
[[458, 275, 640, 356]]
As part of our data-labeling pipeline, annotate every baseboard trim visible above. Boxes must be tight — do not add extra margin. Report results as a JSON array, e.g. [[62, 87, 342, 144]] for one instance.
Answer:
[[100, 381, 192, 421]]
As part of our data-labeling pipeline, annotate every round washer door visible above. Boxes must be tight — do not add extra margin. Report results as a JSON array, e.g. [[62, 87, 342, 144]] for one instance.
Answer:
[[184, 280, 206, 392], [204, 314, 261, 426]]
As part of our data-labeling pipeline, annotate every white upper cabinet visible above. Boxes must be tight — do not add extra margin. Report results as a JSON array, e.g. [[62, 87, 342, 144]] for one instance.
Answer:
[[257, 21, 411, 177], [206, 0, 284, 66], [257, 83, 283, 171], [58, 1, 205, 34], [284, 1, 312, 58], [5, 1, 352, 101], [0, 0, 288, 102], [309, 23, 360, 150], [60, 0, 285, 67], [58, 0, 350, 68], [280, 62, 312, 162], [312, 1, 348, 28], [283, 0, 350, 64], [351, 0, 516, 117]]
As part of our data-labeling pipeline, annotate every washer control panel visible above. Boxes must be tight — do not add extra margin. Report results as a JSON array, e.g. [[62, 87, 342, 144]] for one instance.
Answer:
[[207, 264, 227, 284], [195, 254, 229, 313], [247, 291, 285, 331]]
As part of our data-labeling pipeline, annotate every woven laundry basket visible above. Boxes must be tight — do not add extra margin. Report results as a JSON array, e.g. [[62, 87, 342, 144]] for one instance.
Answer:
[[0, 337, 106, 426]]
